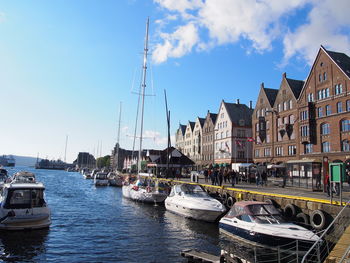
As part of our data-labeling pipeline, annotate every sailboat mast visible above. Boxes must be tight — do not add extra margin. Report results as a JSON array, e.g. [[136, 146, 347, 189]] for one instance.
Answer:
[[138, 17, 149, 173], [116, 102, 122, 170], [64, 135, 68, 163]]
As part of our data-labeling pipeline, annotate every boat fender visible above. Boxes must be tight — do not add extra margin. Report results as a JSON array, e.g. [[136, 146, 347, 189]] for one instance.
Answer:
[[296, 212, 309, 225], [132, 186, 139, 191], [226, 196, 236, 208], [310, 210, 326, 230], [283, 204, 297, 219], [146, 186, 152, 193]]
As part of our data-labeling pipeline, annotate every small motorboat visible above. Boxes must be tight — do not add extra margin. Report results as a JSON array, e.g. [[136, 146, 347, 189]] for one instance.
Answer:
[[11, 171, 36, 183], [122, 177, 168, 204], [165, 184, 226, 222], [107, 171, 123, 187], [94, 172, 109, 186], [219, 201, 319, 247], [0, 171, 51, 230]]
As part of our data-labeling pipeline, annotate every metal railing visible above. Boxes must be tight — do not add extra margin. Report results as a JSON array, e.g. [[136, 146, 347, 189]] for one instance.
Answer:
[[339, 244, 350, 263], [301, 199, 350, 263]]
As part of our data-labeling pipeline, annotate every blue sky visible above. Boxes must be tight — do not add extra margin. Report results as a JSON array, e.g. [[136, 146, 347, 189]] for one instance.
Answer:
[[0, 0, 349, 162]]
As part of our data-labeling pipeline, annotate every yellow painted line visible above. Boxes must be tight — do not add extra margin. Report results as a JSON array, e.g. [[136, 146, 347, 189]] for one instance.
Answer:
[[157, 178, 347, 206]]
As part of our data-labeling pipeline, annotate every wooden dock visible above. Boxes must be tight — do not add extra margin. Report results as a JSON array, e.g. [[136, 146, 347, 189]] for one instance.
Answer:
[[181, 249, 221, 263]]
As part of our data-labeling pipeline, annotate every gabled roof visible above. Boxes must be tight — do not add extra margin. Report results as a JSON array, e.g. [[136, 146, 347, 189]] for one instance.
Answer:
[[209, 113, 218, 124], [263, 88, 279, 106], [286, 78, 304, 99], [189, 121, 195, 131], [224, 102, 254, 126], [178, 124, 186, 135], [148, 147, 195, 166], [324, 48, 350, 79], [197, 117, 205, 128]]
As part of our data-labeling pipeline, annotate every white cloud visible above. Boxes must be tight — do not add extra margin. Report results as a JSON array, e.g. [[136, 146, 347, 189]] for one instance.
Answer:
[[152, 0, 350, 65], [283, 0, 350, 65]]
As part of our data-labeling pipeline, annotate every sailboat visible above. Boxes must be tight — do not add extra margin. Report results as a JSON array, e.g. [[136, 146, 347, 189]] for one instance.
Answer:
[[122, 18, 168, 204]]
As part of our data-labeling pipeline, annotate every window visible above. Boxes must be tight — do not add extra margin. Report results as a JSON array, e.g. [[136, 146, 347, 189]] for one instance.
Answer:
[[289, 100, 293, 109], [335, 84, 343, 95], [278, 104, 281, 112], [337, 102, 343, 113], [266, 121, 270, 130], [347, 100, 350, 111], [300, 110, 309, 121], [321, 123, 330, 135], [283, 101, 288, 111], [322, 141, 330, 153], [307, 93, 314, 102], [289, 115, 295, 124], [341, 120, 350, 132], [237, 151, 245, 159], [276, 147, 283, 156], [325, 105, 331, 116], [342, 140, 350, 152], [323, 72, 327, 81], [255, 149, 260, 157], [264, 148, 271, 157], [318, 107, 323, 117], [319, 74, 322, 82], [305, 144, 313, 154], [326, 88, 330, 97], [288, 145, 296, 155], [301, 125, 309, 137]]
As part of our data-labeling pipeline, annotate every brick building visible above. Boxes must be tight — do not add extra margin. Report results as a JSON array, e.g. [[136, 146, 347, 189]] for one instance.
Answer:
[[202, 111, 217, 167]]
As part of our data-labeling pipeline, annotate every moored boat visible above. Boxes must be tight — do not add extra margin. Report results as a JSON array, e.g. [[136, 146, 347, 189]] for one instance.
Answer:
[[165, 184, 226, 222], [219, 201, 319, 248], [94, 172, 109, 186], [107, 171, 123, 187], [0, 171, 51, 230]]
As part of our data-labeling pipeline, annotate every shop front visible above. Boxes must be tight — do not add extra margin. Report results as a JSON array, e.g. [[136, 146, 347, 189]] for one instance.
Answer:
[[286, 159, 322, 191]]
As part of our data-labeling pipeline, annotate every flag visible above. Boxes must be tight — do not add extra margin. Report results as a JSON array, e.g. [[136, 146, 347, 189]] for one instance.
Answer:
[[247, 137, 255, 142], [225, 142, 230, 151], [236, 140, 243, 148]]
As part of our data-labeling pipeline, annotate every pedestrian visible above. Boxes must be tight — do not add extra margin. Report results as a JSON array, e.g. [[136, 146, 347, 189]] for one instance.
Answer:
[[230, 170, 236, 187], [223, 168, 228, 183], [218, 168, 223, 186], [261, 171, 267, 186], [213, 168, 219, 185], [325, 172, 330, 196], [204, 169, 209, 183], [255, 171, 260, 186]]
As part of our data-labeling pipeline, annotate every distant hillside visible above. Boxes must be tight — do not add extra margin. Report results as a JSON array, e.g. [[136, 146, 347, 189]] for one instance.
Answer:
[[13, 155, 41, 167]]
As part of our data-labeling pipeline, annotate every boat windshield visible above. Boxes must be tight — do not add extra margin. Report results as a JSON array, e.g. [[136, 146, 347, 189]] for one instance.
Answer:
[[4, 188, 46, 209], [180, 184, 208, 197], [248, 204, 285, 224]]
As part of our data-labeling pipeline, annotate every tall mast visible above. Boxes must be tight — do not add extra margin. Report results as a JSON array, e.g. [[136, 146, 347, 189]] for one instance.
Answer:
[[116, 102, 122, 170], [138, 17, 149, 173], [64, 135, 68, 163]]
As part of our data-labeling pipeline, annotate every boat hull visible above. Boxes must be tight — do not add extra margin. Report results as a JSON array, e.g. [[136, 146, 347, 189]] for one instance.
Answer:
[[94, 179, 109, 186], [165, 200, 224, 222], [219, 220, 315, 249], [122, 185, 167, 203], [0, 212, 51, 231]]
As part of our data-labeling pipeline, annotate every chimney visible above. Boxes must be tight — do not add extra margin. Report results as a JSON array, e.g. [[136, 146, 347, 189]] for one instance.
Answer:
[[249, 100, 252, 109], [236, 99, 240, 104], [283, 72, 287, 78], [260, 82, 264, 89]]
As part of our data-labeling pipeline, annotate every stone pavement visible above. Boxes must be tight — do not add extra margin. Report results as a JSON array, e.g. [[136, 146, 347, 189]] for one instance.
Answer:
[[177, 176, 350, 203]]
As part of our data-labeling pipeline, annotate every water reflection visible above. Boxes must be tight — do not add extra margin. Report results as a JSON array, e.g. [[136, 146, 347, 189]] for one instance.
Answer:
[[0, 229, 49, 262]]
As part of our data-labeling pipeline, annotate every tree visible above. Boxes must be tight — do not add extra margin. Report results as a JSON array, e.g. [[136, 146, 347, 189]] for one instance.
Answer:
[[96, 155, 110, 168]]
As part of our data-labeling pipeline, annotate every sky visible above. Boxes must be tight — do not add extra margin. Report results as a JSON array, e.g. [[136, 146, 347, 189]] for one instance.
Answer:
[[0, 0, 349, 163]]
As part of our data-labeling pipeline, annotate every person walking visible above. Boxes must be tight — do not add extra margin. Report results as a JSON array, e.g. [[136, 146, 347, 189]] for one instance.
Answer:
[[230, 169, 236, 187], [204, 169, 209, 183], [218, 168, 223, 186]]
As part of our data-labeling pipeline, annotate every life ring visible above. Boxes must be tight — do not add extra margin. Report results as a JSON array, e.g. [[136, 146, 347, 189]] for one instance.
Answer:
[[146, 186, 152, 193], [284, 204, 297, 219], [227, 196, 236, 208], [296, 212, 310, 225], [310, 210, 327, 230]]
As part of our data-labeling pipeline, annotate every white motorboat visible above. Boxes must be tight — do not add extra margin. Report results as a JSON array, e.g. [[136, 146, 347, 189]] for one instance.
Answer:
[[219, 201, 319, 247], [94, 172, 109, 186], [122, 177, 168, 203], [165, 184, 226, 222], [11, 171, 36, 183], [0, 172, 51, 230]]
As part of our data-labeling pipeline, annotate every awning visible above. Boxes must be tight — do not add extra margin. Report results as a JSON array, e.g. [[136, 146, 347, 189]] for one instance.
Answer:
[[286, 158, 322, 164], [267, 164, 285, 169]]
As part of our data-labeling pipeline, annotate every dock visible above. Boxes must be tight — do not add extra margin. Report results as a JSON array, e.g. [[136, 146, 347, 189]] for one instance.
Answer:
[[181, 249, 221, 263]]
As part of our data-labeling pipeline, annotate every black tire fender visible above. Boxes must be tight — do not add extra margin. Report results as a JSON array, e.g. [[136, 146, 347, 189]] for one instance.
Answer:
[[227, 196, 236, 208], [284, 204, 297, 219], [222, 192, 228, 203], [310, 210, 326, 230], [296, 212, 310, 225], [265, 198, 280, 208]]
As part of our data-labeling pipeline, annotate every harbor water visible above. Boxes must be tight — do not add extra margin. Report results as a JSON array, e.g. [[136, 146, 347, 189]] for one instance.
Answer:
[[0, 167, 222, 262]]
